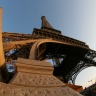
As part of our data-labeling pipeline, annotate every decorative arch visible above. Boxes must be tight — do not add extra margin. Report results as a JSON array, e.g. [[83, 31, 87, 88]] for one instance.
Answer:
[[66, 50, 96, 84]]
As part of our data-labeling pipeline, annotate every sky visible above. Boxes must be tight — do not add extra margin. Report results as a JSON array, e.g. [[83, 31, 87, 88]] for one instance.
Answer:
[[0, 0, 96, 88]]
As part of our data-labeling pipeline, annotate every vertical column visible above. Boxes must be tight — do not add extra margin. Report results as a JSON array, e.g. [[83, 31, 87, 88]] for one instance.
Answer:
[[0, 8, 5, 66]]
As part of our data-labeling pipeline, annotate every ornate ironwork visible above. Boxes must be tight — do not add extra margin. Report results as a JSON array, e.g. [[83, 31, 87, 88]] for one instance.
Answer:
[[65, 50, 96, 84], [5, 43, 32, 62]]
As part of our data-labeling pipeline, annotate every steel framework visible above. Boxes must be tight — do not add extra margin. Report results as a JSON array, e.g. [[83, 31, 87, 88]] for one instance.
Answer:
[[3, 16, 96, 84]]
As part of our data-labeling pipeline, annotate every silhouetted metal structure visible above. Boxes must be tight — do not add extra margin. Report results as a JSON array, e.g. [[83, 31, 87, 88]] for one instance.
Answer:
[[80, 82, 96, 96], [3, 16, 96, 84]]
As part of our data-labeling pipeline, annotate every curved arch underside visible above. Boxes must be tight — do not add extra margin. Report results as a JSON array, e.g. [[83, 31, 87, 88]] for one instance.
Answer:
[[29, 39, 90, 83], [29, 39, 89, 60], [63, 50, 96, 84]]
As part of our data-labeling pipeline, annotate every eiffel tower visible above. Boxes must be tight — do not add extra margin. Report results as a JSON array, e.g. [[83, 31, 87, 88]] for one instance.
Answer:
[[3, 16, 96, 83], [0, 7, 96, 96]]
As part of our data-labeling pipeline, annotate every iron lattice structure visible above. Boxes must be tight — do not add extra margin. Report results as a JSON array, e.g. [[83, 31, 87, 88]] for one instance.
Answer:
[[3, 16, 96, 84], [65, 50, 96, 84]]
